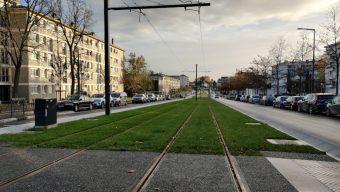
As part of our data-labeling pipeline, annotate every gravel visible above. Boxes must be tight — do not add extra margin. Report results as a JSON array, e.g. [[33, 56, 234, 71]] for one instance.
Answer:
[[142, 153, 237, 192], [0, 148, 76, 185], [2, 150, 158, 192], [261, 151, 338, 162], [235, 156, 297, 192]]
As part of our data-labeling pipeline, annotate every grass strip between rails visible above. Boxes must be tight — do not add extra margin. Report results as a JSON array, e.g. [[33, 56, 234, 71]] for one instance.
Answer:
[[170, 100, 224, 155], [0, 100, 184, 147], [35, 101, 186, 149], [209, 99, 323, 156], [90, 99, 196, 152]]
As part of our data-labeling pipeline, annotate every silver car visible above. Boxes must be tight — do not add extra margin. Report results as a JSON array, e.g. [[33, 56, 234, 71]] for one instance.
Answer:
[[326, 95, 340, 116]]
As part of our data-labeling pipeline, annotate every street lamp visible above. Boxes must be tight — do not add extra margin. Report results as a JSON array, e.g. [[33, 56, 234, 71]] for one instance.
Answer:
[[297, 27, 316, 93]]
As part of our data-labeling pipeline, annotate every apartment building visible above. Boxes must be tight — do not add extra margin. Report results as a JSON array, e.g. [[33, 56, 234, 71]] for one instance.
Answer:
[[324, 44, 340, 94], [271, 60, 317, 95], [170, 74, 189, 88], [0, 1, 124, 102], [150, 73, 180, 95]]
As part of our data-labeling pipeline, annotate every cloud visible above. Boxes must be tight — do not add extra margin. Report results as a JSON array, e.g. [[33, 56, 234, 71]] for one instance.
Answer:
[[85, 0, 340, 80]]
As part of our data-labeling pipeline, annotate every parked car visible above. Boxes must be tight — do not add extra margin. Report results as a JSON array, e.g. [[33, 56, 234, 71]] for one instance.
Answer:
[[132, 94, 147, 104], [249, 95, 260, 104], [283, 96, 303, 110], [214, 94, 220, 99], [235, 95, 242, 101], [111, 92, 128, 106], [158, 95, 165, 101], [260, 96, 274, 106], [240, 95, 246, 102], [166, 95, 171, 100], [91, 94, 108, 109], [57, 95, 93, 112], [273, 96, 288, 108], [326, 95, 340, 116], [297, 93, 335, 114], [147, 93, 157, 102]]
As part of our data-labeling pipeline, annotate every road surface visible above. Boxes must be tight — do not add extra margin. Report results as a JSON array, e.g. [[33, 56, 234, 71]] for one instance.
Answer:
[[215, 97, 340, 160]]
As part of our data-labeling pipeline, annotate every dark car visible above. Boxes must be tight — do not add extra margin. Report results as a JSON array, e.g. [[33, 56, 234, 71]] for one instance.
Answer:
[[297, 93, 335, 114], [273, 96, 288, 108], [283, 96, 303, 110], [235, 95, 242, 101], [326, 95, 340, 116], [260, 96, 274, 106], [57, 95, 93, 112]]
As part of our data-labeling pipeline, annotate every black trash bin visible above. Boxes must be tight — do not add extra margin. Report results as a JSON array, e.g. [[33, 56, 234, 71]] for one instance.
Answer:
[[34, 98, 57, 128]]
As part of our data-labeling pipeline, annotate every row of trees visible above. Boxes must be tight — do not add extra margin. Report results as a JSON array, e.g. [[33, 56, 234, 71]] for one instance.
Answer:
[[220, 6, 340, 96], [0, 0, 92, 98]]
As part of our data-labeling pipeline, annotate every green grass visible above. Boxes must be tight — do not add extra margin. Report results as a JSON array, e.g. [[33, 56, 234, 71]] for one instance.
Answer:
[[170, 100, 223, 154], [90, 100, 196, 152], [209, 100, 323, 156], [0, 98, 323, 156], [0, 100, 183, 147]]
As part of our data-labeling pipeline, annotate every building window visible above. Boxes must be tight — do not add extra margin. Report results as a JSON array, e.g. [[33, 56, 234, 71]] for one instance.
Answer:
[[31, 86, 39, 94], [0, 68, 9, 82], [36, 51, 40, 60], [43, 36, 46, 45], [36, 34, 39, 43], [31, 68, 40, 77], [1, 50, 8, 64]]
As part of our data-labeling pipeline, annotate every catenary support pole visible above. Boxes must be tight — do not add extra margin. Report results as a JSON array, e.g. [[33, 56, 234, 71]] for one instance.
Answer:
[[104, 0, 110, 115]]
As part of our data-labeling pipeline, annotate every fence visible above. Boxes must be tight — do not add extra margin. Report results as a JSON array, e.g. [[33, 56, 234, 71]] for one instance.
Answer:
[[0, 98, 35, 120]]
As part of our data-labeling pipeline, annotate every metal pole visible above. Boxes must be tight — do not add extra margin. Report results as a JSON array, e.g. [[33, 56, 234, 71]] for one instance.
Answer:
[[196, 64, 198, 101], [104, 0, 111, 115], [312, 29, 315, 93]]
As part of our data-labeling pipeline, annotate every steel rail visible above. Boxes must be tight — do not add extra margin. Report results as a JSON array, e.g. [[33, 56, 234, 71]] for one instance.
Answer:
[[208, 104, 245, 192], [131, 105, 197, 192]]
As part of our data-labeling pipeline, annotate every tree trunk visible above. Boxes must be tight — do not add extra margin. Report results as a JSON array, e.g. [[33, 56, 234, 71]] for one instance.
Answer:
[[12, 65, 21, 98], [69, 50, 75, 95]]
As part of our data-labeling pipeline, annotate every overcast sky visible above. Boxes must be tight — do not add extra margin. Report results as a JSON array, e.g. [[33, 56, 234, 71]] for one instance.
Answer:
[[86, 0, 340, 81]]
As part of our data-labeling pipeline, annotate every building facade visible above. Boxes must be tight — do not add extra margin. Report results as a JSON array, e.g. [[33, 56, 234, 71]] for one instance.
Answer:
[[324, 44, 340, 94], [170, 74, 189, 88], [0, 2, 124, 102], [271, 60, 317, 95], [150, 73, 180, 95]]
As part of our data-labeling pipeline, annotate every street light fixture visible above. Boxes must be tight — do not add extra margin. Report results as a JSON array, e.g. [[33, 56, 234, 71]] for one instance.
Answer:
[[297, 27, 316, 93]]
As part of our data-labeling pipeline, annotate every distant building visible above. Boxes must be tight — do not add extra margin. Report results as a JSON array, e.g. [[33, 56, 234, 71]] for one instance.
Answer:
[[170, 74, 189, 88], [150, 74, 180, 95]]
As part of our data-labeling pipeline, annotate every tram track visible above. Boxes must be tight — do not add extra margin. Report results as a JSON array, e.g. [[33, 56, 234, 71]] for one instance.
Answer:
[[0, 102, 184, 190]]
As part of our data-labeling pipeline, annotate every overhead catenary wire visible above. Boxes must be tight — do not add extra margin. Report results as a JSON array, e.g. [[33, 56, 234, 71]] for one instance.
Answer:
[[120, 0, 190, 72]]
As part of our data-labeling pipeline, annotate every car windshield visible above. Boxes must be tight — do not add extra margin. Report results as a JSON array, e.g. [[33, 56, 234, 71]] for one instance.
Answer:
[[111, 93, 120, 98], [135, 94, 144, 97], [281, 96, 288, 101], [67, 95, 80, 101], [91, 94, 103, 98]]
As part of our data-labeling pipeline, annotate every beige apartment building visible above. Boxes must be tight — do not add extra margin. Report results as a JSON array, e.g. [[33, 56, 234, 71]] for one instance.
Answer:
[[150, 73, 180, 95], [0, 1, 124, 102]]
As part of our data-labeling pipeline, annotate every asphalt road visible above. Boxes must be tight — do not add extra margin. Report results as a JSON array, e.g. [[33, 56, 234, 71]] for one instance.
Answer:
[[215, 97, 340, 160]]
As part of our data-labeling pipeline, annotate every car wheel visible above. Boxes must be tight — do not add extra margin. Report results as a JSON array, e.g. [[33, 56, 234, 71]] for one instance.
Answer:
[[308, 106, 313, 115], [74, 104, 79, 112], [89, 103, 93, 110], [326, 108, 332, 117], [118, 101, 121, 106], [298, 105, 301, 112], [101, 102, 105, 109]]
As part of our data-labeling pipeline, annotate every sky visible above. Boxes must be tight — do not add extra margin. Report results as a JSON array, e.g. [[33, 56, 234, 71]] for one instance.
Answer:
[[85, 0, 340, 81]]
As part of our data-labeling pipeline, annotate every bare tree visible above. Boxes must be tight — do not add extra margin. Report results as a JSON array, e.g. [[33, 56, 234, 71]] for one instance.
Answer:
[[0, 0, 52, 98], [53, 0, 92, 95], [269, 37, 287, 95], [251, 55, 272, 95], [320, 6, 340, 95], [292, 33, 312, 94]]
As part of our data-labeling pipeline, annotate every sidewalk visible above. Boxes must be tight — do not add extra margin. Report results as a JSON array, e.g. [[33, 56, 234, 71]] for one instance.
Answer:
[[0, 99, 183, 135]]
